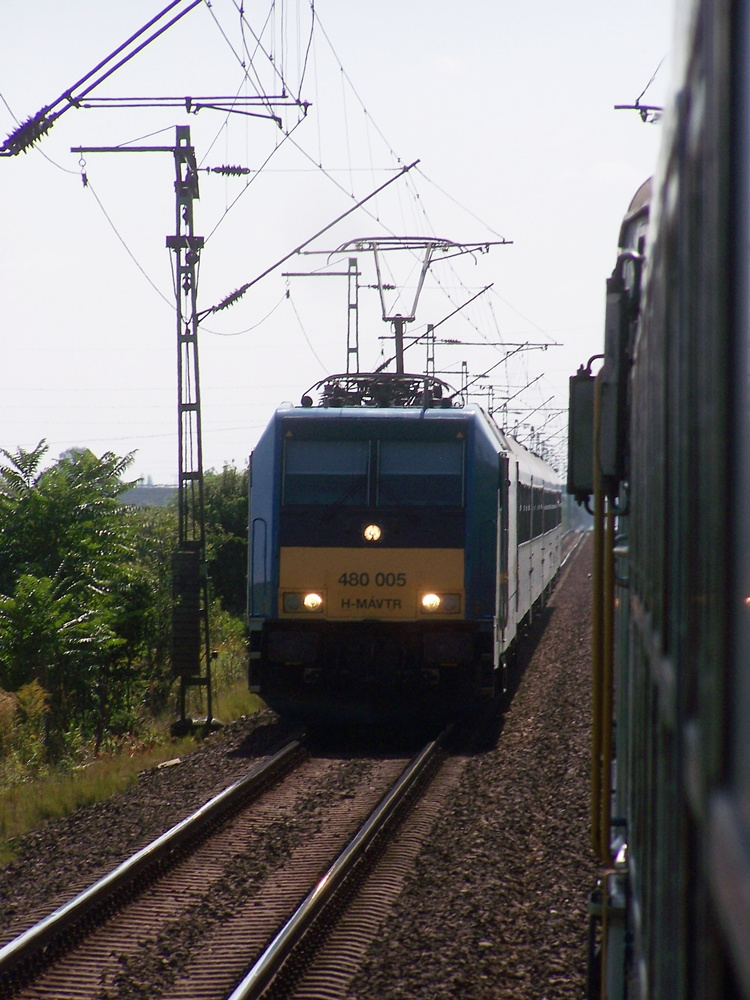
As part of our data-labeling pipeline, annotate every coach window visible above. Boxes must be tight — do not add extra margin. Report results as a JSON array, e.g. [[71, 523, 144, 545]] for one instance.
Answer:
[[377, 441, 464, 506], [283, 440, 369, 505], [517, 483, 532, 543]]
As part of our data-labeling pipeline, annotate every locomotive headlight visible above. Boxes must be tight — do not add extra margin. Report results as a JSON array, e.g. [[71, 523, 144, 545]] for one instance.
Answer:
[[363, 523, 382, 542], [421, 593, 442, 612], [282, 592, 324, 613], [420, 593, 461, 614]]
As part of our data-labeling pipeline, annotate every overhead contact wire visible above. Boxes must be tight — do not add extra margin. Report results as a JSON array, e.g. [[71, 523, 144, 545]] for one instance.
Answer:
[[202, 115, 307, 243], [313, 12, 402, 164], [197, 3, 313, 241], [85, 181, 173, 308], [284, 134, 403, 238], [287, 292, 328, 373], [414, 165, 509, 243], [296, 2, 316, 99], [229, 0, 294, 102], [202, 294, 287, 336]]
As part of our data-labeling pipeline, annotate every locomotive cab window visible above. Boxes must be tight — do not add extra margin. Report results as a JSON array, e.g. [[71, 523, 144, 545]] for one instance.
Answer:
[[283, 440, 369, 505], [377, 441, 464, 506]]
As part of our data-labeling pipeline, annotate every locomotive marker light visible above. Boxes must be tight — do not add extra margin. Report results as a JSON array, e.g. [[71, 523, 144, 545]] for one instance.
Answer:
[[283, 593, 303, 612], [303, 593, 323, 610], [363, 524, 382, 542]]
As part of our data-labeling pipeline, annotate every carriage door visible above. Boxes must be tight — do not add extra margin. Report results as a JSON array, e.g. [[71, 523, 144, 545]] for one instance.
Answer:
[[496, 454, 509, 631]]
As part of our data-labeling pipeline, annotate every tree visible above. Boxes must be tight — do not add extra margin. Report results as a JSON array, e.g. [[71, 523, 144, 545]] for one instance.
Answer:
[[201, 463, 249, 618], [0, 442, 135, 589], [112, 505, 176, 715], [0, 442, 150, 755]]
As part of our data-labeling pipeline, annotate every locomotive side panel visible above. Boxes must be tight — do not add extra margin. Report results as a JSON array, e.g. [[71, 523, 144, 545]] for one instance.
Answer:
[[247, 413, 282, 680]]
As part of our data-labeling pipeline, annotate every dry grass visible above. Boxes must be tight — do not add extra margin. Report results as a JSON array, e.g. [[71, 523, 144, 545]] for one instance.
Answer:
[[0, 681, 266, 866], [207, 683, 265, 726], [0, 737, 196, 866]]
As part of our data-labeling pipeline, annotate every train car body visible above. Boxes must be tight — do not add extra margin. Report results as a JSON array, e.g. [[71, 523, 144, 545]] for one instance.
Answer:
[[248, 379, 561, 723], [568, 1, 750, 997]]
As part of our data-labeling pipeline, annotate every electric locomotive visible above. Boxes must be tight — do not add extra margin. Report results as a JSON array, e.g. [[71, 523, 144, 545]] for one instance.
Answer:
[[568, 1, 750, 996], [248, 372, 562, 723]]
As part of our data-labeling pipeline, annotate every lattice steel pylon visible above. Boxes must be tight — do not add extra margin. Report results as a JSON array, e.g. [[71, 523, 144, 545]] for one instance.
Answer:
[[166, 125, 212, 729], [346, 257, 360, 373]]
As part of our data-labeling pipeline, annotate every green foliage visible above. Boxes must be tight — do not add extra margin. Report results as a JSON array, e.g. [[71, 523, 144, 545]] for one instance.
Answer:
[[0, 689, 15, 754], [111, 505, 177, 716], [0, 443, 256, 791], [0, 443, 135, 595], [0, 442, 160, 759], [15, 679, 49, 728], [9, 680, 49, 771], [210, 601, 248, 688], [202, 463, 248, 617]]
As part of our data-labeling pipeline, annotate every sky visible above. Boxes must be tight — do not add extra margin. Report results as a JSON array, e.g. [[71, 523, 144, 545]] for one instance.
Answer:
[[0, 1, 674, 484]]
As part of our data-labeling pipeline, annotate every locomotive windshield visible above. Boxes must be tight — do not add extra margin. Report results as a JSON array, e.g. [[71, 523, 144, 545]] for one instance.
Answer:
[[377, 441, 464, 506], [283, 440, 369, 505], [282, 437, 464, 507]]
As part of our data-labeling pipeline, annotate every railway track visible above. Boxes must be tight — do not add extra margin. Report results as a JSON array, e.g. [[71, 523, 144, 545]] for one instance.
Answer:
[[0, 727, 452, 1000], [0, 738, 307, 999], [0, 543, 594, 998], [560, 528, 587, 567]]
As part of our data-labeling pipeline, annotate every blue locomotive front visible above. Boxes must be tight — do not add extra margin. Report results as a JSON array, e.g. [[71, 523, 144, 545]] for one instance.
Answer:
[[247, 376, 561, 723]]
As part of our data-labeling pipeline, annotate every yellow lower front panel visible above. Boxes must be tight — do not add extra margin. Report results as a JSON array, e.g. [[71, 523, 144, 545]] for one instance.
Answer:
[[279, 547, 465, 620]]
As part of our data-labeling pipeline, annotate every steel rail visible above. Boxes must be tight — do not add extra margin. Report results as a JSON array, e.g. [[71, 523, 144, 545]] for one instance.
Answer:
[[561, 529, 588, 569], [0, 739, 306, 988], [228, 727, 450, 1000]]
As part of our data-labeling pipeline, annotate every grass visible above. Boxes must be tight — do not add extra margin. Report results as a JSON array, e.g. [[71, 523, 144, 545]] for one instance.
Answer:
[[0, 738, 196, 867], [0, 681, 266, 869], [210, 684, 265, 726]]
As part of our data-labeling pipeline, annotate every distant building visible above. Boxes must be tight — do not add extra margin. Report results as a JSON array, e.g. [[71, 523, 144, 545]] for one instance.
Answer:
[[121, 484, 177, 508]]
